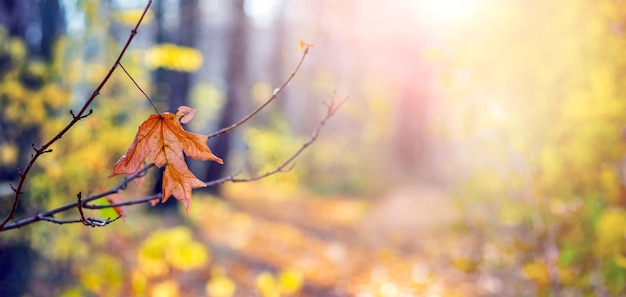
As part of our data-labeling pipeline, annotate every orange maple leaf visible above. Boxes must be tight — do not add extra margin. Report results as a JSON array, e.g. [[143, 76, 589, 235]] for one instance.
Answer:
[[109, 106, 223, 213], [105, 192, 127, 218]]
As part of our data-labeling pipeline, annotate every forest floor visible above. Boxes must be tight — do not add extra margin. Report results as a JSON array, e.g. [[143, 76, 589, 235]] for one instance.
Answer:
[[25, 181, 534, 296], [191, 182, 490, 297]]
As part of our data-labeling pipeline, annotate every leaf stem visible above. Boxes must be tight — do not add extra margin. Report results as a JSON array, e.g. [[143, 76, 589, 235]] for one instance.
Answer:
[[0, 95, 345, 231], [118, 62, 160, 114]]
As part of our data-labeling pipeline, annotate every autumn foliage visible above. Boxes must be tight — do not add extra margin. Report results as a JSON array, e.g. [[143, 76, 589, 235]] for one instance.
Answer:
[[0, 0, 324, 231], [7, 0, 626, 296], [109, 106, 223, 213]]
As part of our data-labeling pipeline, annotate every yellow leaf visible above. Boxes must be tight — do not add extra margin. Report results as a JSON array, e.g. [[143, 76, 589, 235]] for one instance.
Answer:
[[614, 254, 626, 269], [522, 261, 550, 288], [595, 208, 626, 256], [256, 272, 279, 297], [278, 269, 303, 294], [152, 280, 179, 297], [145, 43, 204, 72], [206, 274, 236, 297], [451, 257, 478, 273], [167, 241, 210, 271], [0, 143, 18, 167]]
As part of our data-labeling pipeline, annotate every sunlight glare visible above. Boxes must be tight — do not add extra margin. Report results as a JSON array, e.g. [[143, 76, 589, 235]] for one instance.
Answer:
[[244, 0, 282, 27], [412, 0, 484, 27]]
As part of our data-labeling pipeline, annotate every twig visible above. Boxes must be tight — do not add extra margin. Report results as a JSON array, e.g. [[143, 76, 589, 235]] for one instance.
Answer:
[[210, 95, 348, 185], [38, 213, 121, 227], [0, 95, 345, 231], [0, 0, 153, 230], [76, 192, 88, 225], [0, 163, 154, 231], [0, 39, 340, 232], [85, 96, 346, 209], [206, 43, 311, 140], [76, 192, 113, 227], [85, 193, 161, 209]]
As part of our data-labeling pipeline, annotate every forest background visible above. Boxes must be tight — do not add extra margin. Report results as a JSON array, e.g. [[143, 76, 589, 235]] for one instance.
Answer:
[[2, 0, 626, 296]]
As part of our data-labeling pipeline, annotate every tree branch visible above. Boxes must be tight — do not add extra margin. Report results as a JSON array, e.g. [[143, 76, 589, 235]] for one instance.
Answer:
[[38, 213, 121, 227], [0, 0, 153, 230], [206, 44, 311, 140], [85, 194, 161, 210], [0, 20, 338, 232], [208, 95, 348, 186], [0, 95, 345, 231], [85, 96, 346, 210], [0, 163, 154, 231]]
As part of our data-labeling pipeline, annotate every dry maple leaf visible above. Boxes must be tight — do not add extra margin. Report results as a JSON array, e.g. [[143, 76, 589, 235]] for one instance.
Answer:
[[109, 106, 223, 213], [105, 192, 126, 218]]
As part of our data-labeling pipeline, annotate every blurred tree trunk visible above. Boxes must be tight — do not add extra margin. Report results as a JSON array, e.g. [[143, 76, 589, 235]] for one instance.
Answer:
[[151, 0, 199, 212], [39, 0, 65, 60], [0, 1, 64, 295], [168, 0, 198, 111], [0, 0, 65, 189], [203, 0, 249, 194], [392, 35, 434, 178], [394, 68, 430, 173]]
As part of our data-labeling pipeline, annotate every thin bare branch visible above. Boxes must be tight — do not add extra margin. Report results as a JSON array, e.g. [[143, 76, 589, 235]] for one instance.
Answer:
[[0, 33, 340, 232], [206, 44, 311, 140], [38, 214, 121, 227], [77, 192, 88, 225], [85, 193, 161, 209], [212, 96, 348, 185], [0, 0, 153, 230], [38, 192, 121, 228], [76, 192, 108, 227], [86, 97, 346, 209], [2, 95, 345, 231], [0, 163, 154, 231]]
